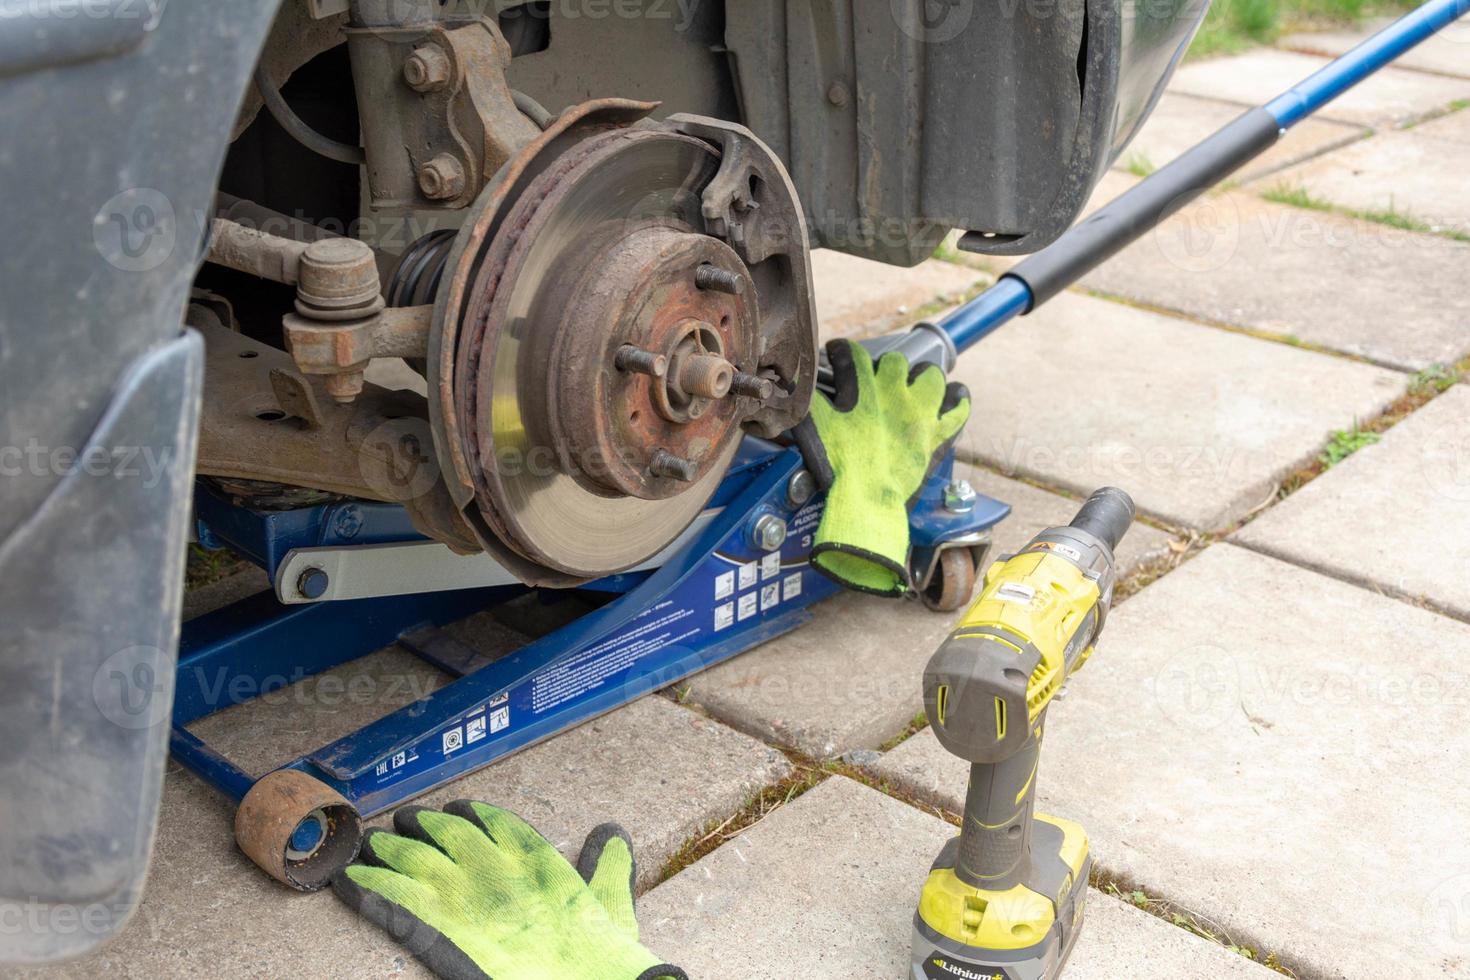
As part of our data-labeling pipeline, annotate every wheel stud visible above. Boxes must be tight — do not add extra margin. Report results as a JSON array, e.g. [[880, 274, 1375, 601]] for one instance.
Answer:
[[615, 345, 668, 378], [650, 450, 698, 482], [730, 372, 774, 400], [695, 263, 745, 296]]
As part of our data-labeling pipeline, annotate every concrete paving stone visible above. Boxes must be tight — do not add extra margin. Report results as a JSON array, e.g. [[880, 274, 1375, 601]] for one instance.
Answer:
[[681, 467, 1173, 762], [812, 248, 988, 340], [1234, 385, 1470, 619], [1276, 124, 1470, 236], [1168, 48, 1470, 126], [682, 589, 965, 760], [1080, 187, 1470, 370], [948, 291, 1406, 530], [23, 695, 788, 979], [876, 544, 1470, 979], [640, 776, 1280, 980], [1415, 104, 1470, 145], [181, 565, 270, 621], [1283, 20, 1470, 80], [1117, 92, 1367, 180], [962, 465, 1179, 566]]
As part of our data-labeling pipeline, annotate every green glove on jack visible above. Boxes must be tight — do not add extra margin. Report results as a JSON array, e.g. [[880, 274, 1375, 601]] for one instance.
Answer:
[[794, 339, 971, 596], [333, 801, 684, 980]]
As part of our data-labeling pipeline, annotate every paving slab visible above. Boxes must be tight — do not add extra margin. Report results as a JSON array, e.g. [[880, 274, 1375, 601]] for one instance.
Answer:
[[812, 247, 988, 340], [21, 692, 788, 979], [641, 776, 1280, 980], [876, 545, 1470, 980], [1414, 104, 1470, 145], [1117, 91, 1366, 180], [1080, 187, 1470, 369], [1283, 21, 1470, 80], [681, 467, 1173, 760], [1235, 385, 1470, 619], [1168, 48, 1470, 126], [1275, 124, 1470, 237], [965, 466, 1178, 564], [180, 564, 270, 621], [948, 291, 1406, 530]]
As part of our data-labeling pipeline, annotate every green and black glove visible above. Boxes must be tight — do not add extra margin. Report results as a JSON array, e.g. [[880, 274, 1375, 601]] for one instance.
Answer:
[[333, 801, 684, 980], [794, 339, 970, 597]]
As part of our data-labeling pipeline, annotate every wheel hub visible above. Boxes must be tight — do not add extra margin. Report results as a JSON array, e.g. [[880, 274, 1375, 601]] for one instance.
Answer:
[[549, 223, 758, 501]]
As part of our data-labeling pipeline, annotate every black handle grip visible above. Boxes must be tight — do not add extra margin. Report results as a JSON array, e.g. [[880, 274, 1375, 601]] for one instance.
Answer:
[[1069, 487, 1136, 553]]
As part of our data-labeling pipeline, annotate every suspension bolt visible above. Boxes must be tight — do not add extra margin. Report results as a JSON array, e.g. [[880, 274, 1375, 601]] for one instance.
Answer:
[[650, 450, 698, 483], [694, 264, 746, 296], [403, 45, 451, 92], [418, 153, 465, 201], [730, 372, 774, 400], [751, 514, 788, 553], [614, 345, 668, 378]]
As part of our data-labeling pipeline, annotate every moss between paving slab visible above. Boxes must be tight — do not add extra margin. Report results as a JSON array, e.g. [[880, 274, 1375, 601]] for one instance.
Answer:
[[654, 748, 957, 884]]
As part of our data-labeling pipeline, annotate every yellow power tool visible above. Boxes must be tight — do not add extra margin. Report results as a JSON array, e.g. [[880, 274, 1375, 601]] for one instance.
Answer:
[[911, 487, 1135, 980]]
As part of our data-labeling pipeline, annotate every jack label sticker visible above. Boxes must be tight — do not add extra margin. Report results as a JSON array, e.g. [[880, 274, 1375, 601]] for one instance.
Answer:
[[738, 561, 759, 590]]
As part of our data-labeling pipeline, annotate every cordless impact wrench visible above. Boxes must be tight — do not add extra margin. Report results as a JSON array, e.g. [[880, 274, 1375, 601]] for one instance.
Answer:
[[911, 487, 1136, 980]]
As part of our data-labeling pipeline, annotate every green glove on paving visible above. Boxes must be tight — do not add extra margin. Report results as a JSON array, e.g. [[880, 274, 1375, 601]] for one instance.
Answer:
[[794, 339, 971, 597], [333, 801, 683, 980]]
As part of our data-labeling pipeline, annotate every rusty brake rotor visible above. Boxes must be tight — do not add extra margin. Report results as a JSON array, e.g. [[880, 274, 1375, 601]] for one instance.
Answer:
[[453, 126, 765, 578]]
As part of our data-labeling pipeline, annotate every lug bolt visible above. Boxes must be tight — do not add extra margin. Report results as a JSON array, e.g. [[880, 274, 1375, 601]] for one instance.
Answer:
[[730, 372, 774, 400], [752, 514, 788, 552], [297, 567, 330, 600], [943, 479, 978, 514], [678, 354, 734, 399], [403, 45, 451, 92], [650, 450, 698, 483], [418, 153, 465, 200], [614, 345, 668, 378], [695, 264, 746, 296]]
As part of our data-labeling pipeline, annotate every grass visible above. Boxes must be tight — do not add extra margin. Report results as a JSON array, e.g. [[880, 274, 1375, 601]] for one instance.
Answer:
[[1262, 355, 1466, 503], [1093, 874, 1300, 976], [1189, 0, 1420, 59], [1319, 424, 1381, 466], [185, 543, 251, 590], [1262, 181, 1470, 243], [1123, 150, 1157, 178]]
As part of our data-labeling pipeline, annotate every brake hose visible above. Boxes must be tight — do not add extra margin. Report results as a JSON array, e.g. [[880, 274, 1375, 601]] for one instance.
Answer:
[[253, 64, 367, 167]]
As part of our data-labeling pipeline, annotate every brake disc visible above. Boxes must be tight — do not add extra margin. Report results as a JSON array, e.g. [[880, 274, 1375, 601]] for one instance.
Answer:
[[454, 127, 762, 578]]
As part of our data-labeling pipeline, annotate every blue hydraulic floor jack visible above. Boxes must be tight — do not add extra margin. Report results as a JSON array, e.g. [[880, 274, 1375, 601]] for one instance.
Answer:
[[178, 437, 1006, 888]]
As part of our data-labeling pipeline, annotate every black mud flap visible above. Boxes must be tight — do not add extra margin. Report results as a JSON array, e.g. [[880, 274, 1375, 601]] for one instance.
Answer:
[[0, 332, 203, 962]]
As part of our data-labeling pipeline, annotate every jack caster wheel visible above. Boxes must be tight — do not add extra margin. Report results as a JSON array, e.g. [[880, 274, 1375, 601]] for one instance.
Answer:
[[235, 769, 363, 891], [922, 548, 978, 613]]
